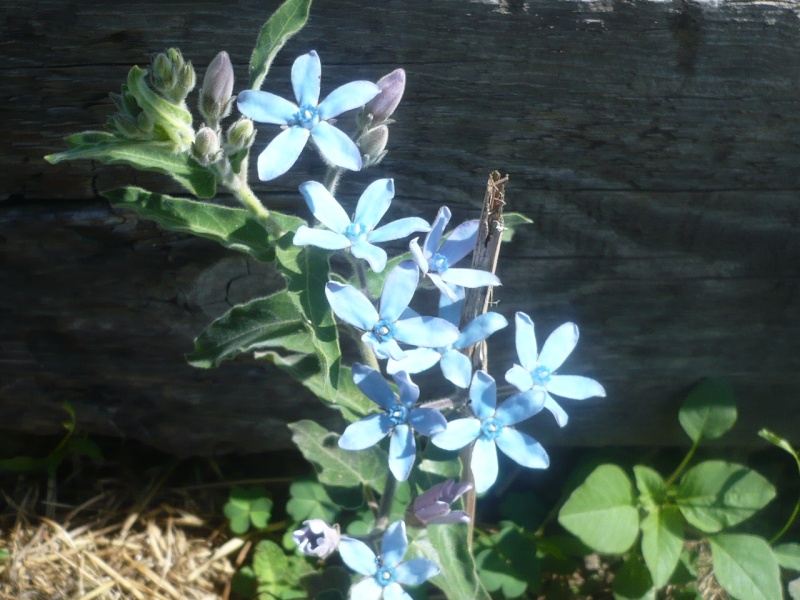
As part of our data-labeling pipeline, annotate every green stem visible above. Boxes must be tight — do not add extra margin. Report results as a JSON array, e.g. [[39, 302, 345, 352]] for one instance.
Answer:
[[665, 437, 700, 487], [323, 166, 343, 194], [375, 472, 398, 532], [771, 498, 800, 545]]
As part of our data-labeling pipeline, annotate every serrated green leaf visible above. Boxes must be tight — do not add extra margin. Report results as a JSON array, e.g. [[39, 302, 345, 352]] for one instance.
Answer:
[[679, 378, 737, 442], [286, 480, 339, 523], [249, 0, 313, 90], [775, 543, 800, 571], [634, 465, 668, 510], [709, 534, 781, 600], [288, 420, 386, 491], [187, 292, 309, 368], [613, 553, 656, 600], [104, 187, 275, 261], [640, 505, 684, 588], [501, 212, 533, 243], [675, 461, 776, 533], [558, 464, 639, 554], [46, 133, 216, 198]]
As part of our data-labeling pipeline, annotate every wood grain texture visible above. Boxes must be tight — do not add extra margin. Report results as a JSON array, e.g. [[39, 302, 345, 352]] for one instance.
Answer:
[[2, 0, 799, 453]]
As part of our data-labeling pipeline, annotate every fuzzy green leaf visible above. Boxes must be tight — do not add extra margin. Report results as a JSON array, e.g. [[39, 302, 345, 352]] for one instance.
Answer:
[[709, 534, 781, 600], [676, 461, 776, 533], [640, 505, 684, 588], [679, 378, 737, 442], [249, 0, 313, 90]]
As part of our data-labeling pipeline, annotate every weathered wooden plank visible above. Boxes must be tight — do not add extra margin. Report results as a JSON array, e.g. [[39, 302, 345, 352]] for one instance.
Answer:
[[2, 0, 799, 453]]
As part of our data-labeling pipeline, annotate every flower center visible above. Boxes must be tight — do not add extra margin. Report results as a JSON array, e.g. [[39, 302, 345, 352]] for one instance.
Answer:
[[388, 404, 409, 426], [345, 221, 368, 242], [430, 253, 449, 273], [293, 104, 320, 130], [371, 319, 396, 342], [480, 417, 503, 440], [533, 365, 551, 385], [376, 565, 397, 587]]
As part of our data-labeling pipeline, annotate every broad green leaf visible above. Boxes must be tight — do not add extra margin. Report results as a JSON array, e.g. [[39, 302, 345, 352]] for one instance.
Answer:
[[104, 187, 275, 261], [411, 524, 492, 600], [613, 553, 656, 600], [46, 133, 216, 198], [287, 420, 386, 491], [679, 378, 737, 442], [223, 487, 273, 534], [187, 292, 308, 368], [676, 461, 776, 533], [558, 464, 639, 553], [285, 480, 339, 524], [709, 534, 781, 600], [501, 212, 534, 242], [640, 505, 684, 588], [634, 465, 668, 510], [127, 65, 194, 151], [775, 543, 800, 571], [249, 0, 313, 90], [476, 526, 541, 598]]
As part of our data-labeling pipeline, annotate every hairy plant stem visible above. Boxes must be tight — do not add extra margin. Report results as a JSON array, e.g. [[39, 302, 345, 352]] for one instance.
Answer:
[[323, 166, 343, 194]]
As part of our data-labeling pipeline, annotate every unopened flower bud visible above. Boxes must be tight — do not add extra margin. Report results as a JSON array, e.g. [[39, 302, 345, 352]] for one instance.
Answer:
[[199, 51, 235, 125], [151, 52, 176, 93], [358, 68, 406, 128], [358, 125, 389, 168], [292, 519, 340, 559], [191, 126, 221, 165], [225, 117, 256, 152], [408, 479, 472, 526], [150, 48, 195, 104]]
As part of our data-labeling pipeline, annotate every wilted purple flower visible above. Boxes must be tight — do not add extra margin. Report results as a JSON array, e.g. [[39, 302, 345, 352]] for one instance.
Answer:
[[409, 479, 472, 526], [292, 519, 340, 558]]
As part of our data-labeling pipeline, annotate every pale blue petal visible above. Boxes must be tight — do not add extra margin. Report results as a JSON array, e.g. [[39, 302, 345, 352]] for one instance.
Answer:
[[396, 559, 441, 585], [353, 363, 396, 411], [339, 413, 392, 450], [470, 371, 497, 420], [298, 180, 350, 232], [547, 375, 606, 400], [392, 371, 419, 407], [440, 350, 472, 389], [386, 348, 441, 375], [505, 364, 533, 392], [383, 583, 413, 600], [318, 81, 381, 120], [394, 317, 460, 349], [381, 521, 408, 567], [514, 312, 538, 372], [311, 121, 362, 171], [439, 219, 479, 266], [349, 577, 383, 600], [495, 390, 546, 426], [430, 418, 480, 451], [409, 408, 447, 437], [291, 51, 321, 107], [424, 206, 451, 258], [440, 268, 501, 289], [455, 312, 508, 349], [325, 282, 378, 330], [438, 285, 465, 326], [256, 126, 309, 181], [363, 334, 405, 361], [352, 241, 388, 273], [471, 437, 499, 494], [538, 322, 579, 371], [496, 428, 549, 469], [389, 424, 415, 481], [293, 226, 349, 249], [398, 306, 420, 320], [428, 272, 459, 302], [354, 178, 394, 230], [379, 260, 419, 321], [236, 90, 296, 124], [369, 218, 430, 244], [544, 392, 569, 428], [339, 538, 378, 576], [409, 238, 428, 273]]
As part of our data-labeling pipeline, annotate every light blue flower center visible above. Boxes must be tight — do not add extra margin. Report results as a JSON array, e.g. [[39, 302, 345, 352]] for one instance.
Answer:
[[533, 365, 551, 385], [430, 253, 449, 273], [376, 565, 397, 587], [480, 418, 503, 440], [345, 222, 368, 242], [293, 104, 320, 130], [388, 404, 409, 426], [371, 319, 396, 342]]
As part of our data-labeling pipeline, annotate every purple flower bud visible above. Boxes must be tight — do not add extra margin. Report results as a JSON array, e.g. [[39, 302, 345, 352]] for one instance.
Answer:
[[292, 519, 340, 558], [357, 124, 389, 167], [360, 68, 406, 127], [409, 479, 472, 526], [199, 51, 235, 124]]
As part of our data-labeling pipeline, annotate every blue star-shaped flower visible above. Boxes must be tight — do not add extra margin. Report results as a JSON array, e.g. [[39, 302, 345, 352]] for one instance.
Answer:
[[338, 364, 446, 481], [325, 260, 460, 360], [409, 206, 501, 301], [386, 288, 507, 388], [237, 51, 380, 181], [431, 371, 549, 493], [293, 179, 430, 273], [505, 312, 606, 428], [339, 520, 440, 600]]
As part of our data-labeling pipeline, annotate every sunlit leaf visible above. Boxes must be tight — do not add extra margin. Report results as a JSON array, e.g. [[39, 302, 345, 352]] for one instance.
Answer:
[[679, 378, 737, 442], [709, 534, 781, 600], [249, 0, 313, 90]]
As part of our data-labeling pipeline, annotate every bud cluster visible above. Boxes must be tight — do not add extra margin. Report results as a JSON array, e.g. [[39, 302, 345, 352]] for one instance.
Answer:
[[108, 86, 155, 140], [150, 48, 196, 104], [356, 68, 406, 168]]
